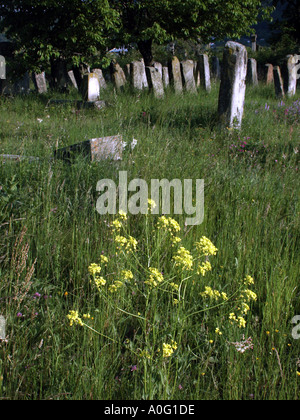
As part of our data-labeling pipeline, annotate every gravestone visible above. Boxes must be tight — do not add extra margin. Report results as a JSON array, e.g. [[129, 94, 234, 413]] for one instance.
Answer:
[[154, 62, 163, 79], [218, 41, 248, 129], [110, 62, 127, 90], [273, 66, 285, 98], [194, 62, 200, 87], [181, 60, 197, 93], [198, 54, 211, 92], [0, 316, 6, 340], [251, 34, 257, 52], [282, 55, 298, 97], [162, 67, 169, 88], [264, 64, 274, 85], [146, 66, 164, 99], [247, 58, 258, 86], [68, 70, 78, 89], [92, 68, 107, 89], [0, 55, 5, 80], [80, 73, 100, 102], [32, 72, 47, 94], [211, 56, 221, 80], [168, 56, 183, 94], [55, 135, 123, 163], [130, 60, 148, 90]]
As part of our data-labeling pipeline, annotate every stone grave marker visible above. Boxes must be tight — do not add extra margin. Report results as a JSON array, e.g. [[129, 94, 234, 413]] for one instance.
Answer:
[[211, 56, 221, 80], [251, 34, 257, 52], [273, 66, 285, 98], [198, 54, 211, 92], [92, 68, 107, 89], [218, 41, 248, 129], [80, 73, 100, 102], [162, 67, 169, 88], [130, 60, 148, 90], [181, 60, 197, 93], [168, 56, 183, 94], [282, 55, 299, 97], [110, 62, 127, 90], [247, 58, 258, 86], [264, 64, 274, 85], [55, 135, 123, 163], [32, 72, 47, 94], [146, 67, 164, 99], [0, 55, 5, 80], [68, 70, 78, 89]]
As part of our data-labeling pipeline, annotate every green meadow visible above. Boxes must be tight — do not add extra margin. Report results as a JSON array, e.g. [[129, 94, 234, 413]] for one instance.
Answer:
[[0, 82, 299, 400]]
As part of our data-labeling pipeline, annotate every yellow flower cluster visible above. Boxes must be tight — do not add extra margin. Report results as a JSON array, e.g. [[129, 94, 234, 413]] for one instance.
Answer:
[[145, 268, 164, 288], [162, 340, 178, 358], [111, 211, 128, 233], [88, 263, 102, 276], [196, 236, 218, 256], [173, 247, 193, 271], [67, 310, 83, 327], [108, 280, 124, 293], [115, 235, 138, 254], [121, 269, 134, 281], [197, 260, 212, 276], [229, 276, 257, 328], [94, 276, 106, 290], [201, 286, 228, 302]]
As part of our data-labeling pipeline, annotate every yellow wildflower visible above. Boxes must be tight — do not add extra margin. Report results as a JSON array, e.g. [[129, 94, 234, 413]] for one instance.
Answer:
[[196, 236, 218, 256], [88, 263, 101, 276], [67, 310, 83, 327], [145, 268, 164, 288], [173, 247, 193, 271], [163, 343, 174, 358], [197, 260, 212, 276], [121, 269, 134, 280], [95, 276, 106, 289], [100, 255, 108, 265], [215, 328, 222, 336]]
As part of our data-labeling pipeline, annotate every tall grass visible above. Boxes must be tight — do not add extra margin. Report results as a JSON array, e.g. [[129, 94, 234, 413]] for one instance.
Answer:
[[0, 82, 299, 400]]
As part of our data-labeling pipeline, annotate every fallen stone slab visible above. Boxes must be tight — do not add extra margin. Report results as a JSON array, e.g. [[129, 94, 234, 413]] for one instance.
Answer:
[[0, 154, 40, 163], [54, 135, 123, 163]]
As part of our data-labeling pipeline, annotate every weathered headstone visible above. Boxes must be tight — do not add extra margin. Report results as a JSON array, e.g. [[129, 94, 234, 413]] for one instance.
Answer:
[[154, 62, 163, 79], [181, 60, 197, 93], [68, 70, 78, 89], [110, 62, 127, 90], [273, 66, 285, 98], [130, 61, 148, 90], [32, 72, 47, 94], [0, 55, 6, 80], [198, 54, 211, 92], [0, 316, 6, 340], [146, 66, 164, 99], [264, 64, 274, 85], [194, 62, 200, 87], [218, 41, 248, 129], [211, 56, 221, 80], [80, 73, 100, 102], [92, 68, 107, 89], [282, 55, 298, 97], [162, 67, 169, 88], [168, 56, 183, 94], [247, 58, 258, 86], [251, 34, 257, 52], [55, 135, 123, 163]]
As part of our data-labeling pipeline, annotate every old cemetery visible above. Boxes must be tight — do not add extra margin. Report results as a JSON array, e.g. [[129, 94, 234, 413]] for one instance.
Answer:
[[0, 42, 300, 400]]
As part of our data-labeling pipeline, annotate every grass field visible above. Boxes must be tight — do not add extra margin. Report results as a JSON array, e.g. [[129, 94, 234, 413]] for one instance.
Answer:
[[0, 81, 299, 400]]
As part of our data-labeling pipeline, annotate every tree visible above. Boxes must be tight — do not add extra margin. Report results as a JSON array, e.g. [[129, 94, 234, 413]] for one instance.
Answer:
[[0, 0, 120, 86], [271, 0, 300, 44], [111, 0, 273, 66]]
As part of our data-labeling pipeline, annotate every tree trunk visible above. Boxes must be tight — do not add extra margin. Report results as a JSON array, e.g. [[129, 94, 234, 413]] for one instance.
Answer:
[[137, 39, 154, 67]]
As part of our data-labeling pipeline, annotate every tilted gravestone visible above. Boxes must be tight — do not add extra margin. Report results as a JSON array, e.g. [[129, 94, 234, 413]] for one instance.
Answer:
[[218, 41, 248, 129], [197, 54, 211, 92], [68, 70, 78, 89], [80, 73, 100, 102], [54, 135, 123, 163], [247, 58, 258, 86], [32, 72, 47, 94], [110, 62, 127, 90], [181, 60, 197, 93], [273, 66, 285, 98], [92, 68, 107, 90], [168, 56, 183, 94], [146, 66, 164, 99]]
